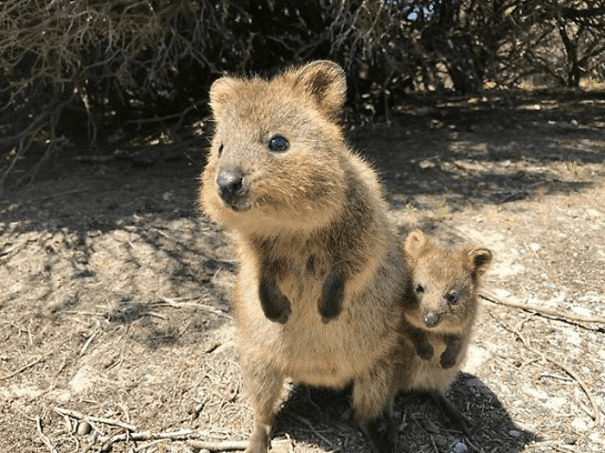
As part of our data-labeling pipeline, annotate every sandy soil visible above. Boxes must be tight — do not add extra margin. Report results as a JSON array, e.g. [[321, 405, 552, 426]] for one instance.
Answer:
[[1, 90, 604, 453]]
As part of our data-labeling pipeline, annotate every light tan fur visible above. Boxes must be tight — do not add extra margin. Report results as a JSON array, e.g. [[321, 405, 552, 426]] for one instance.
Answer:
[[200, 61, 405, 453], [396, 229, 492, 393]]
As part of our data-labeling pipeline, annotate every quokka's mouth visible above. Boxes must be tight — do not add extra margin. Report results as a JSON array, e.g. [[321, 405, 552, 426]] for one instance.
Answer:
[[222, 197, 253, 212]]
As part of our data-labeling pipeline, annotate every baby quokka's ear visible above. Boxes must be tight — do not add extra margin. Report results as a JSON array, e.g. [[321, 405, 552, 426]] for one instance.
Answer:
[[293, 60, 347, 119], [209, 76, 243, 120], [464, 247, 493, 281], [404, 229, 430, 260]]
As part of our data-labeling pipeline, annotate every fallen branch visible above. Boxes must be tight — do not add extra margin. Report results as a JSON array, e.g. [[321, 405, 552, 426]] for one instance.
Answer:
[[54, 407, 137, 432], [103, 428, 208, 443], [187, 439, 248, 451], [480, 291, 605, 330], [90, 427, 249, 451], [159, 297, 231, 319]]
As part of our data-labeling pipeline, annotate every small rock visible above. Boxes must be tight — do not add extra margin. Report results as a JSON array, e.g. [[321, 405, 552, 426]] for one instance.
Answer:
[[509, 430, 521, 438], [492, 288, 512, 298], [77, 421, 91, 435], [570, 305, 592, 318], [449, 441, 468, 453], [563, 436, 577, 445], [571, 417, 589, 432], [585, 208, 601, 218], [529, 243, 541, 252], [70, 365, 99, 394]]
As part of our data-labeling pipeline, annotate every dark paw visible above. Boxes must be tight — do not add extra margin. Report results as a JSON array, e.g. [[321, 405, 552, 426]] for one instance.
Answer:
[[411, 330, 434, 360], [440, 336, 462, 369], [259, 277, 291, 324], [440, 353, 456, 369], [318, 263, 345, 323], [359, 412, 399, 453], [417, 342, 434, 360]]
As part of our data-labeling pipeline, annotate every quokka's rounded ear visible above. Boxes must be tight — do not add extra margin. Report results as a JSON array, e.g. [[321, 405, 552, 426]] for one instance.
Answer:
[[209, 76, 242, 119], [404, 229, 428, 258], [467, 248, 493, 277], [292, 60, 346, 118]]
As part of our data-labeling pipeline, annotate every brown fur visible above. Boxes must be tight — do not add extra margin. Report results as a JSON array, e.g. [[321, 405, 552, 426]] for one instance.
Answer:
[[395, 229, 492, 431], [199, 61, 405, 453]]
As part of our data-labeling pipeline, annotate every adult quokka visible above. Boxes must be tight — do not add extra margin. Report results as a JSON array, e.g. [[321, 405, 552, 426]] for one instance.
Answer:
[[200, 61, 406, 453]]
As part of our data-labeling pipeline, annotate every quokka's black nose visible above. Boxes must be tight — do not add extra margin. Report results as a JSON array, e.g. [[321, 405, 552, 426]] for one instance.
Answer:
[[217, 168, 245, 205], [424, 312, 440, 328]]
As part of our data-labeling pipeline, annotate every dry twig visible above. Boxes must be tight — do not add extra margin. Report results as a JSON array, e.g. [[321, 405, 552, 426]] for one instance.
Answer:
[[0, 353, 51, 381], [187, 439, 248, 451], [54, 407, 137, 432], [526, 345, 602, 426], [492, 313, 602, 425], [36, 416, 58, 453], [480, 291, 605, 330], [97, 428, 247, 451], [80, 325, 101, 356], [159, 296, 231, 318]]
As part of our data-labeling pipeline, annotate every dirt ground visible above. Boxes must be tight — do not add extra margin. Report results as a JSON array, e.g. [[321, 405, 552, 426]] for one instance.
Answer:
[[1, 90, 604, 453]]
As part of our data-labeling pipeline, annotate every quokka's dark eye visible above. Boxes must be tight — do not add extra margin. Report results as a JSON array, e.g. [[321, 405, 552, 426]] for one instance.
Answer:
[[268, 135, 289, 153], [415, 284, 425, 294], [447, 292, 458, 304], [218, 144, 224, 156]]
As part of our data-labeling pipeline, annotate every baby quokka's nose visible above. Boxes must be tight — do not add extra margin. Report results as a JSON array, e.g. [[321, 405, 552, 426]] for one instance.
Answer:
[[424, 312, 440, 328], [217, 168, 244, 205]]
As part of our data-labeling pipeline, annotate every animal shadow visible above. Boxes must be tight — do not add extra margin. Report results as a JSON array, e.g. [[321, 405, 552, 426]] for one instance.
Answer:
[[272, 373, 534, 452]]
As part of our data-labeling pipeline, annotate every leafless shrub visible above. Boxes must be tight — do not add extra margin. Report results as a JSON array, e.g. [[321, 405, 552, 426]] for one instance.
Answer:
[[1, 0, 604, 188]]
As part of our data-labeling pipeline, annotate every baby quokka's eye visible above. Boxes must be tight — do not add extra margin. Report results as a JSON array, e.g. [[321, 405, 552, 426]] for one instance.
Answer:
[[415, 284, 425, 294], [268, 135, 289, 153], [446, 292, 458, 305], [218, 143, 224, 157]]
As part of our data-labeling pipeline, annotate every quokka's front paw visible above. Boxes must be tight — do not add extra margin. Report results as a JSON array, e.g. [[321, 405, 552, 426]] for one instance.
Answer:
[[440, 336, 462, 369], [318, 264, 345, 323], [416, 342, 434, 360], [440, 352, 457, 369], [259, 276, 291, 324]]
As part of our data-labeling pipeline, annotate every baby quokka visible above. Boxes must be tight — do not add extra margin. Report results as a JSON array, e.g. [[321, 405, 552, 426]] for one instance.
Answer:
[[397, 229, 492, 433]]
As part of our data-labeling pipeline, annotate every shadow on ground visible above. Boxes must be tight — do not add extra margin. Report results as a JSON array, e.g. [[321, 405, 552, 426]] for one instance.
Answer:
[[273, 372, 533, 453]]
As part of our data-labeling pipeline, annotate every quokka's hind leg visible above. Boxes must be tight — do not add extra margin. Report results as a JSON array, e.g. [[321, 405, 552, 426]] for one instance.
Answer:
[[359, 407, 401, 453], [241, 361, 286, 453], [352, 362, 399, 453]]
